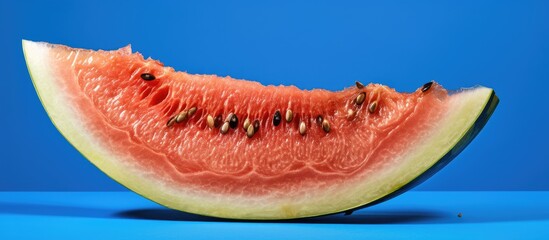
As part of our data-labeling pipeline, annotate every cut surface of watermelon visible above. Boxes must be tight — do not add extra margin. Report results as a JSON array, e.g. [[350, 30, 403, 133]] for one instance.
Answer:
[[23, 40, 498, 219]]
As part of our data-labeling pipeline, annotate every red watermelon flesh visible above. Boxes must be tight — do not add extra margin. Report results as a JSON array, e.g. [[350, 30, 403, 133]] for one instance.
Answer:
[[23, 40, 498, 219]]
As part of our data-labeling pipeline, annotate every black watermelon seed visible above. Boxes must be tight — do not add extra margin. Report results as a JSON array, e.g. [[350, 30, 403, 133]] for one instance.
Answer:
[[253, 120, 260, 132], [355, 81, 365, 89], [355, 92, 366, 105], [422, 81, 434, 92], [214, 115, 223, 128], [316, 115, 323, 124], [273, 110, 281, 126], [229, 114, 238, 129], [140, 73, 156, 81]]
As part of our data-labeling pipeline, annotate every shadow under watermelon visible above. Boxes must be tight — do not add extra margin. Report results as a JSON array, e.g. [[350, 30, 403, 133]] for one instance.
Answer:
[[115, 208, 447, 224], [2, 201, 548, 224]]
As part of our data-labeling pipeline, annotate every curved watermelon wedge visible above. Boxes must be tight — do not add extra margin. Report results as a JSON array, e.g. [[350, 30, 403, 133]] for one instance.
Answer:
[[22, 40, 498, 220]]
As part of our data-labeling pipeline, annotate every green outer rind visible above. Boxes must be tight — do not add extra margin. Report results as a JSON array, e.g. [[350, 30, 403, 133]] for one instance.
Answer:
[[347, 90, 499, 214], [22, 40, 498, 220], [294, 90, 499, 219]]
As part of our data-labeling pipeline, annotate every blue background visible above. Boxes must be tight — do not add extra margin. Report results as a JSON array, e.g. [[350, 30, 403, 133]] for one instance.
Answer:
[[1, 0, 548, 191]]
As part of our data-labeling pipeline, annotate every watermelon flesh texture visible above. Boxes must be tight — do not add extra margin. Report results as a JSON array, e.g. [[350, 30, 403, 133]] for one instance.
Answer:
[[22, 40, 498, 219]]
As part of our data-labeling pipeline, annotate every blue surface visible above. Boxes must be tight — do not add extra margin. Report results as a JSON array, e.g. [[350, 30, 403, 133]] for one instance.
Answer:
[[1, 0, 548, 191], [1, 191, 548, 239]]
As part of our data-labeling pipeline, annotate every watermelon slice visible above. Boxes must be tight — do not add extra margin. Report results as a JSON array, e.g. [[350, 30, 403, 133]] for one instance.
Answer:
[[22, 40, 498, 220]]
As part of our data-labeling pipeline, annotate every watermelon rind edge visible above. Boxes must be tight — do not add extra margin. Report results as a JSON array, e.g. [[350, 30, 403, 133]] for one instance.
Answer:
[[22, 40, 498, 220]]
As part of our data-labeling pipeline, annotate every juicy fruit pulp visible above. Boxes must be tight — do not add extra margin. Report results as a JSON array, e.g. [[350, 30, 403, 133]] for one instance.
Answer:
[[23, 40, 498, 219]]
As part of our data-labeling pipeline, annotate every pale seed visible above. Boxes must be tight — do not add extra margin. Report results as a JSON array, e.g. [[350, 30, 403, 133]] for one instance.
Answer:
[[322, 119, 331, 133], [246, 124, 255, 138], [188, 107, 197, 116], [355, 92, 366, 105], [220, 122, 230, 134], [285, 109, 293, 122], [175, 110, 188, 123], [368, 101, 378, 113], [299, 121, 307, 135], [243, 118, 251, 131], [166, 116, 177, 127], [206, 115, 215, 128], [225, 113, 234, 123]]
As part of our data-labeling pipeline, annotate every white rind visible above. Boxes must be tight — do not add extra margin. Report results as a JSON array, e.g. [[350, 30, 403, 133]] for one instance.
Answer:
[[23, 40, 494, 219]]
